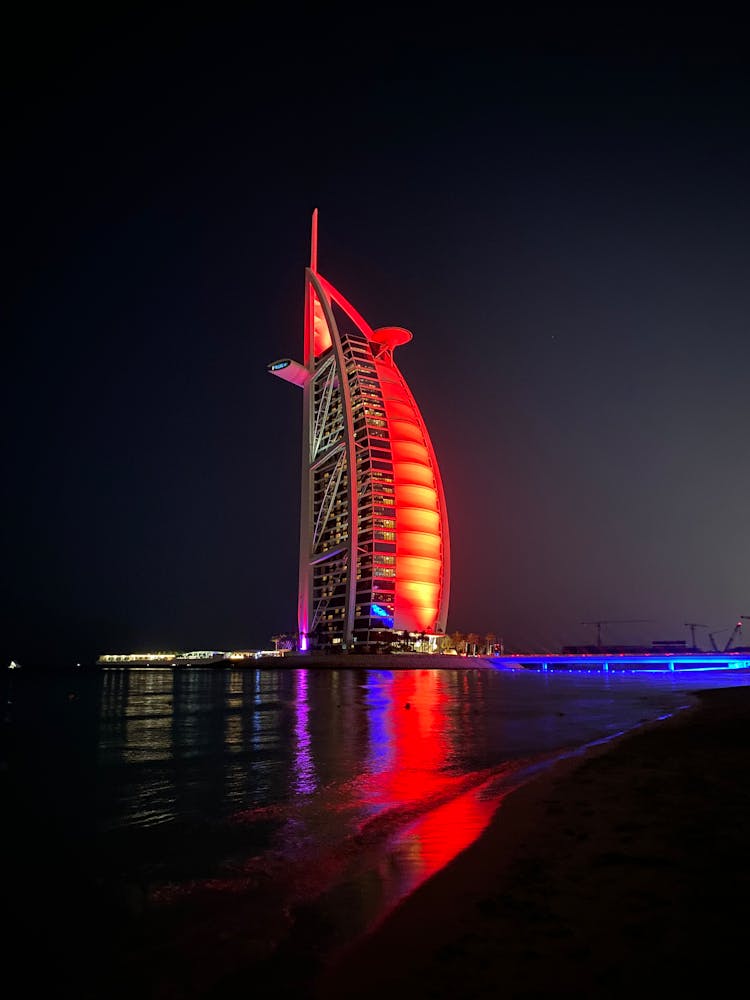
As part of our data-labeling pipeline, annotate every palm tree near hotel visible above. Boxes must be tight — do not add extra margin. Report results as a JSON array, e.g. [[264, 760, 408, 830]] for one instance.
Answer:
[[434, 632, 451, 653], [399, 630, 411, 652], [450, 631, 465, 654], [484, 632, 497, 655]]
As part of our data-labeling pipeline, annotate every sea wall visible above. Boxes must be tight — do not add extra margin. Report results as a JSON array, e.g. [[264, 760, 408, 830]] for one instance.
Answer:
[[267, 653, 494, 669]]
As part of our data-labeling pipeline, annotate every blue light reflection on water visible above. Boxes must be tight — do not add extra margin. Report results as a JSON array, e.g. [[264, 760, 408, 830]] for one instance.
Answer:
[[7, 665, 750, 841], [364, 670, 395, 774], [5, 664, 750, 986]]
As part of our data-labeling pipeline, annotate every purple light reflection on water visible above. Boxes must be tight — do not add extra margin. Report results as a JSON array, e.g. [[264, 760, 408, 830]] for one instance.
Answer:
[[364, 670, 395, 776], [292, 669, 316, 796], [7, 664, 750, 996]]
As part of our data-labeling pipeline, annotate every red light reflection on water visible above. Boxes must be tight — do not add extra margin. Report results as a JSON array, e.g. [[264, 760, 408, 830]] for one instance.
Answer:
[[366, 671, 450, 801], [146, 669, 504, 992], [362, 670, 498, 904], [388, 786, 498, 887]]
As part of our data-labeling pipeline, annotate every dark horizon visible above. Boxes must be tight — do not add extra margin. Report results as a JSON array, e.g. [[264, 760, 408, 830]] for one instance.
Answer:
[[5, 10, 748, 666]]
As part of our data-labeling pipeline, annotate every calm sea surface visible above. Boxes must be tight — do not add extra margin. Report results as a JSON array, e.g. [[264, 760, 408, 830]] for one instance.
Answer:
[[4, 663, 749, 994]]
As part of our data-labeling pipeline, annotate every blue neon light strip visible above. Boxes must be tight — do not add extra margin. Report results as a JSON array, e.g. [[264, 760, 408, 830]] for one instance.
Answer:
[[486, 654, 750, 674]]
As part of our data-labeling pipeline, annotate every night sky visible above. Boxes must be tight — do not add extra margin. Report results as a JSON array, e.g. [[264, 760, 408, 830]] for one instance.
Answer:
[[5, 9, 748, 665]]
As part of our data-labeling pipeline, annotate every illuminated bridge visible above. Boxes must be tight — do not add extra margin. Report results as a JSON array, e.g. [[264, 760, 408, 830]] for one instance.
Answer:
[[486, 653, 750, 673]]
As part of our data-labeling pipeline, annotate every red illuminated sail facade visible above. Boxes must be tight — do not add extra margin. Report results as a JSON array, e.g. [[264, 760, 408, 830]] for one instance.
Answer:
[[269, 213, 450, 650]]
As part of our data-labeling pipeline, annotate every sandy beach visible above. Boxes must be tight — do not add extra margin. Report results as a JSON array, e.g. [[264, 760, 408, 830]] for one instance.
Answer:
[[317, 683, 750, 998], [7, 678, 750, 999]]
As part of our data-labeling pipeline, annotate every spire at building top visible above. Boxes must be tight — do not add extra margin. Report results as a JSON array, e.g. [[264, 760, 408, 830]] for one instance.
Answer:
[[310, 208, 318, 272]]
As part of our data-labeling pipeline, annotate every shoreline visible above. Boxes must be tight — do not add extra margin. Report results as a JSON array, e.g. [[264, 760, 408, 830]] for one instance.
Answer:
[[10, 679, 750, 998], [317, 685, 750, 997]]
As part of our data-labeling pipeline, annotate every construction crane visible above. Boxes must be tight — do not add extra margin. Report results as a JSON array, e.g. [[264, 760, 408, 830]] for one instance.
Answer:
[[708, 627, 731, 652], [580, 619, 653, 650], [741, 616, 750, 651], [708, 619, 747, 652], [684, 622, 708, 651]]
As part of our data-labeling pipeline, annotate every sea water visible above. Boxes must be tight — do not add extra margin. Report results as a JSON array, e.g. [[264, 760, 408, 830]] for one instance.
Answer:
[[4, 664, 749, 992]]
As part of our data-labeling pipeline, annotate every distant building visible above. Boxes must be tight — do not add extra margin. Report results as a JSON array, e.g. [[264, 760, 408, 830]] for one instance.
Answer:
[[97, 651, 231, 666], [268, 213, 450, 652]]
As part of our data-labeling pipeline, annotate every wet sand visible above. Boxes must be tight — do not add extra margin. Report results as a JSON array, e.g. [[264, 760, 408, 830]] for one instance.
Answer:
[[318, 684, 750, 998], [7, 680, 750, 998]]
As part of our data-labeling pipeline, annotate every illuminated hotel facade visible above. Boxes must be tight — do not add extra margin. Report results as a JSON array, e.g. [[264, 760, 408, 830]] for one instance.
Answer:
[[269, 212, 450, 652]]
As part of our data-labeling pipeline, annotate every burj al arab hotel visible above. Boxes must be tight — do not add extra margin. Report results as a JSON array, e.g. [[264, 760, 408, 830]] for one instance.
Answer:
[[268, 213, 450, 652]]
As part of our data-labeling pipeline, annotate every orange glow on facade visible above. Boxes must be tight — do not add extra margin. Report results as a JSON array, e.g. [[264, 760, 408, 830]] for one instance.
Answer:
[[374, 355, 444, 632]]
